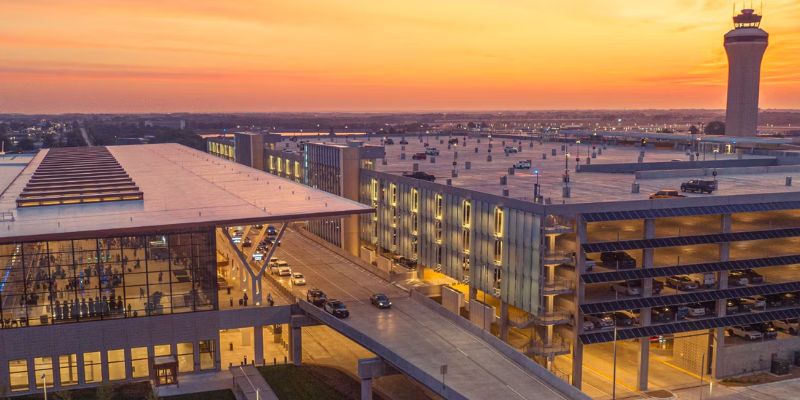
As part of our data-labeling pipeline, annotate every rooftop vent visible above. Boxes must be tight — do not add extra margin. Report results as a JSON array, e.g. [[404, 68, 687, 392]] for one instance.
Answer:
[[16, 147, 144, 208]]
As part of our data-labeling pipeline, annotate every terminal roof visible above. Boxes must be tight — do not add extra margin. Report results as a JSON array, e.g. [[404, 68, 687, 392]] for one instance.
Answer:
[[0, 144, 372, 243]]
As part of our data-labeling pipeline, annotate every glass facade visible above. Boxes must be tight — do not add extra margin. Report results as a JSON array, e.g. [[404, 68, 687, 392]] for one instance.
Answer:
[[0, 229, 217, 329]]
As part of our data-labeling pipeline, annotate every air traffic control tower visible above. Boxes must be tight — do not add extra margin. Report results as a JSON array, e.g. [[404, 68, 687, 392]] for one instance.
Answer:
[[724, 8, 768, 137]]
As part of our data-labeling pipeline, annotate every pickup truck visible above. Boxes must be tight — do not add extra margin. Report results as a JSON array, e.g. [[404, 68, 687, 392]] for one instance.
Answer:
[[411, 152, 427, 160], [513, 160, 532, 169], [680, 179, 717, 194], [402, 171, 435, 182], [649, 189, 687, 199]]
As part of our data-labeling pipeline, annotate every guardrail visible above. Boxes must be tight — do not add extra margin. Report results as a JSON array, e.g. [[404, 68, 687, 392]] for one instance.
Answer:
[[298, 300, 469, 400]]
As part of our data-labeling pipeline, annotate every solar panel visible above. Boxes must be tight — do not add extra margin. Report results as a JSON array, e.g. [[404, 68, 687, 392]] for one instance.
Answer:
[[583, 202, 800, 223], [580, 308, 800, 343], [582, 228, 800, 253]]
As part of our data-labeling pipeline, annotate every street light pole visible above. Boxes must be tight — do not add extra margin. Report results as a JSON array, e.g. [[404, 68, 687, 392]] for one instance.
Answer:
[[42, 374, 47, 400], [612, 290, 618, 400]]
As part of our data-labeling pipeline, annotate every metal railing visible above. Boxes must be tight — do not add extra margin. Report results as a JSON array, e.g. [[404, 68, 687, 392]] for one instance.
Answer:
[[543, 279, 574, 293]]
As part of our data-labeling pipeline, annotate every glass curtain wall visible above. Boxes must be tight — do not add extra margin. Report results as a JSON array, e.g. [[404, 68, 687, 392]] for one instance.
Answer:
[[0, 229, 216, 329]]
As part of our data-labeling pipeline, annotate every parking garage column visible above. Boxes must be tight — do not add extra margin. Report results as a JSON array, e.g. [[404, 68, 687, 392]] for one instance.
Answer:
[[254, 325, 264, 365], [76, 352, 85, 384], [289, 316, 303, 366], [711, 213, 732, 379], [572, 216, 588, 390], [500, 301, 509, 341]]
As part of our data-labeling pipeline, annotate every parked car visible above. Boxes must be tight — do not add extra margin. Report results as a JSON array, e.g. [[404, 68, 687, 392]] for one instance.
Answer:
[[402, 171, 436, 182], [665, 275, 699, 291], [741, 269, 764, 284], [306, 289, 327, 306], [613, 311, 638, 327], [767, 293, 792, 307], [611, 281, 641, 296], [680, 180, 717, 194], [600, 251, 636, 269], [728, 271, 749, 286], [649, 189, 686, 199], [728, 325, 763, 341], [680, 303, 707, 318], [448, 138, 459, 145], [513, 160, 532, 169], [384, 138, 394, 145], [425, 148, 440, 156], [323, 299, 350, 318], [399, 139, 408, 145], [504, 146, 519, 154], [773, 318, 800, 335], [740, 295, 766, 310], [291, 272, 306, 286], [726, 299, 745, 314], [586, 314, 614, 329], [583, 317, 596, 331], [751, 322, 778, 340], [651, 307, 675, 323], [370, 293, 392, 309], [652, 279, 665, 295], [411, 152, 427, 160]]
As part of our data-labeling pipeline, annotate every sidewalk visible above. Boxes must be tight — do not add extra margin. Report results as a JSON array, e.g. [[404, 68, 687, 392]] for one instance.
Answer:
[[155, 370, 234, 397]]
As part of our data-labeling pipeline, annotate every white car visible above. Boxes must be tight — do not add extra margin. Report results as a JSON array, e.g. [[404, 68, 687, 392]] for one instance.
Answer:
[[773, 319, 800, 334], [291, 272, 306, 286], [504, 146, 519, 154], [740, 296, 766, 310], [728, 325, 762, 340], [583, 318, 596, 331], [270, 260, 290, 275], [611, 281, 641, 296], [681, 303, 707, 317], [513, 160, 531, 169]]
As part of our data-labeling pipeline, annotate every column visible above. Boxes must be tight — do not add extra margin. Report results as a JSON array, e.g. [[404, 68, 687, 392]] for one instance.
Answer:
[[27, 357, 36, 393], [52, 355, 61, 391], [254, 326, 264, 366], [289, 316, 302, 366], [572, 216, 587, 390], [360, 377, 373, 400], [100, 351, 109, 383], [572, 341, 583, 390], [124, 348, 132, 381], [213, 336, 222, 371], [193, 342, 201, 372], [76, 353, 85, 384], [712, 213, 731, 379], [499, 302, 509, 341], [638, 218, 655, 391], [0, 354, 9, 392]]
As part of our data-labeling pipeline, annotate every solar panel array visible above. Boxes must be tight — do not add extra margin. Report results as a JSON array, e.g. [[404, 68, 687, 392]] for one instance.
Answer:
[[582, 228, 800, 253], [580, 308, 800, 344], [580, 282, 800, 314], [582, 202, 800, 223], [17, 147, 144, 207], [581, 254, 800, 284]]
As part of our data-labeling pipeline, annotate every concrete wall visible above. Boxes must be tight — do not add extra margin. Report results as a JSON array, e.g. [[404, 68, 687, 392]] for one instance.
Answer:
[[442, 286, 465, 315], [576, 158, 776, 174], [635, 164, 800, 180], [716, 336, 800, 378]]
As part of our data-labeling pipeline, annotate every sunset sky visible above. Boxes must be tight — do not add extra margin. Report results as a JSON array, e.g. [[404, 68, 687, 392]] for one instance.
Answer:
[[1, 0, 798, 113]]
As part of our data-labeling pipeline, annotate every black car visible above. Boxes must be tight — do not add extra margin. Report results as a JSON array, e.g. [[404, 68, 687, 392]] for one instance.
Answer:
[[751, 322, 778, 340], [726, 299, 745, 314], [242, 237, 252, 247], [399, 139, 408, 145], [651, 307, 675, 323], [766, 292, 798, 308], [680, 180, 717, 194], [370, 293, 392, 309], [384, 138, 394, 145], [448, 138, 458, 145], [613, 311, 638, 327], [266, 225, 278, 236], [741, 269, 764, 284], [600, 251, 636, 269], [323, 299, 350, 318], [306, 289, 327, 307], [402, 171, 435, 182]]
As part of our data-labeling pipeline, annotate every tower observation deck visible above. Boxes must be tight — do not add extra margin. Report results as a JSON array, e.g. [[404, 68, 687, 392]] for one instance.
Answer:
[[724, 8, 768, 137]]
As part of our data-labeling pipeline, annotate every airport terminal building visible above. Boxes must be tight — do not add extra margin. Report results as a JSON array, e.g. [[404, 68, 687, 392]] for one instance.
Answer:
[[223, 131, 800, 395], [0, 144, 370, 395]]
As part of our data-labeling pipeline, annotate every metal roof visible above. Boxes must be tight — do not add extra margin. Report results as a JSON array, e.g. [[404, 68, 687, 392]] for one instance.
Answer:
[[0, 144, 373, 243]]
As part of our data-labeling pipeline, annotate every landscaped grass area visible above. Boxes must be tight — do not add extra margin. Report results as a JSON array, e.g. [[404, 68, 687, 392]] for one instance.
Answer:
[[259, 364, 384, 400], [162, 389, 237, 400]]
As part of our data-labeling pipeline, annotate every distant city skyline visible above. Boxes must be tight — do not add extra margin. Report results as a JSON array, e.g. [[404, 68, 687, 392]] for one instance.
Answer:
[[1, 0, 799, 113]]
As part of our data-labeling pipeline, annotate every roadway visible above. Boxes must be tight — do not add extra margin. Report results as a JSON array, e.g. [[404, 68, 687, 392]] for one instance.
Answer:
[[268, 227, 582, 400]]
